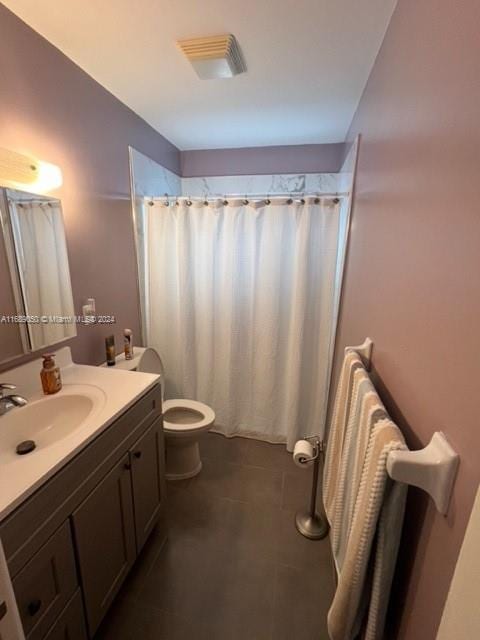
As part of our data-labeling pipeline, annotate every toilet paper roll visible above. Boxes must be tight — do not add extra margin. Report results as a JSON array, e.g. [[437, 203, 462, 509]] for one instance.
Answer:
[[293, 439, 315, 468]]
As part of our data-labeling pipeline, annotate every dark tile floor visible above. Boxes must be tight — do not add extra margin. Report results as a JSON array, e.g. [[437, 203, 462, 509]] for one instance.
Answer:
[[95, 433, 334, 640]]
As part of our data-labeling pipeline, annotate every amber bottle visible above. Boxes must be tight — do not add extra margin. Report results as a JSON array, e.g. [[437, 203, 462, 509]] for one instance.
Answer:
[[40, 354, 62, 394]]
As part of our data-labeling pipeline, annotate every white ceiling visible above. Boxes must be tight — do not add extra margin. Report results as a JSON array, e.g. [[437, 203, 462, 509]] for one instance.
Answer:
[[4, 0, 397, 150]]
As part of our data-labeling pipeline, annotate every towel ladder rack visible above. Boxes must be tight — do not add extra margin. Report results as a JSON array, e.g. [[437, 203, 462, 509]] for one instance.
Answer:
[[346, 338, 459, 515]]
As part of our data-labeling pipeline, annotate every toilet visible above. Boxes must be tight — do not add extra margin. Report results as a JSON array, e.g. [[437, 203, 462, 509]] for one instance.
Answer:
[[120, 346, 215, 480]]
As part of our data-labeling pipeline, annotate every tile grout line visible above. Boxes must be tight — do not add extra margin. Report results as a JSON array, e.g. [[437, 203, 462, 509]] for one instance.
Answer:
[[280, 469, 287, 510], [142, 534, 169, 582], [269, 560, 280, 639], [200, 454, 293, 474]]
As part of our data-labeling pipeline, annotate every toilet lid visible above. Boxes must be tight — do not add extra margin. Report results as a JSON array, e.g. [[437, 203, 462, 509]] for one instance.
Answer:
[[162, 399, 215, 432]]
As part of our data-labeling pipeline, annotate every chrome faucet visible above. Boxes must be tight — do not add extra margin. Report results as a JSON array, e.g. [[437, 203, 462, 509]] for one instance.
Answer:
[[0, 383, 28, 416]]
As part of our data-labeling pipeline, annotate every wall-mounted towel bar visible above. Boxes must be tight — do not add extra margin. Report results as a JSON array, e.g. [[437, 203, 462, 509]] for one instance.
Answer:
[[347, 338, 459, 515], [345, 337, 373, 370]]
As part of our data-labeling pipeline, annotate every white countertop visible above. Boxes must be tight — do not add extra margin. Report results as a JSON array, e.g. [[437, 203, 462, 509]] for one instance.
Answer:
[[0, 347, 159, 522]]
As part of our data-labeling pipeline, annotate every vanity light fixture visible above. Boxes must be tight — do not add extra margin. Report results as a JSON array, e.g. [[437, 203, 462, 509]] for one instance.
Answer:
[[0, 147, 63, 193], [177, 34, 246, 79]]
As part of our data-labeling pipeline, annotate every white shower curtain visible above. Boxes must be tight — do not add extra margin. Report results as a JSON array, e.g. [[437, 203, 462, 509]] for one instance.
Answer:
[[145, 197, 340, 449]]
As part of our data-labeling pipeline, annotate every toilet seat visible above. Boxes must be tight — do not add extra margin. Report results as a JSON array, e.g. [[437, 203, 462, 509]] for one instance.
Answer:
[[162, 399, 215, 434]]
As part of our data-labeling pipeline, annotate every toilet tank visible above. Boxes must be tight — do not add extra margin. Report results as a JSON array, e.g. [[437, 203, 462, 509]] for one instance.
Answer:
[[137, 347, 164, 376], [137, 347, 165, 402], [109, 346, 165, 401]]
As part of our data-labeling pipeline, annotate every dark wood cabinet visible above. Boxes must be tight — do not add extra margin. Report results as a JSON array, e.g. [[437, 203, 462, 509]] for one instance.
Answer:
[[12, 522, 77, 640], [44, 591, 87, 640], [72, 455, 137, 636], [1, 384, 166, 640], [130, 418, 165, 552]]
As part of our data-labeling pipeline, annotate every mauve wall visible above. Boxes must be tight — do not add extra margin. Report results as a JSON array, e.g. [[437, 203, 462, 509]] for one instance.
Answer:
[[334, 1, 480, 638], [181, 143, 345, 177], [0, 4, 180, 369]]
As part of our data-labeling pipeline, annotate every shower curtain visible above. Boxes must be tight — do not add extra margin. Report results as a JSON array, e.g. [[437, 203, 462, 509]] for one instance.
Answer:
[[145, 197, 340, 449]]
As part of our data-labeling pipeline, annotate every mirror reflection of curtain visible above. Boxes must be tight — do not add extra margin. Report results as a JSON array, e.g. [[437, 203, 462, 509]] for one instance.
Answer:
[[146, 197, 340, 449], [9, 200, 76, 349]]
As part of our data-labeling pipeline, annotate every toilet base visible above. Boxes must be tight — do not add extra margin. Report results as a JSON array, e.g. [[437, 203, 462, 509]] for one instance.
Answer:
[[165, 436, 204, 480]]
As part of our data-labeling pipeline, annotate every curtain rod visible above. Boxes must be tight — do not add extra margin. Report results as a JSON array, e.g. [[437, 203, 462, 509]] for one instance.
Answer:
[[8, 199, 57, 207], [145, 192, 349, 205]]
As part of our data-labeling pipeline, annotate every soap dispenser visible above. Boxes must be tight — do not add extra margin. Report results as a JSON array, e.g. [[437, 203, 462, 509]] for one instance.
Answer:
[[40, 354, 62, 395]]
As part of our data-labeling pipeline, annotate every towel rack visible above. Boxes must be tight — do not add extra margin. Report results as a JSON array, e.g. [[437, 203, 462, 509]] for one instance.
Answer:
[[345, 337, 373, 370], [347, 338, 459, 515]]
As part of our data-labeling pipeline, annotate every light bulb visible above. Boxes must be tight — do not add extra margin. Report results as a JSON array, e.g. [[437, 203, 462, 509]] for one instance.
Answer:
[[33, 160, 63, 192]]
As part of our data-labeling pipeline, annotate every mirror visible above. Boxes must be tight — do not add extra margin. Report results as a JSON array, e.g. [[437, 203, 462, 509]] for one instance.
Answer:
[[0, 187, 76, 361]]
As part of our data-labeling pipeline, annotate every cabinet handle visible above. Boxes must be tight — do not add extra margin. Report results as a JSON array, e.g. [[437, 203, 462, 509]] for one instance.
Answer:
[[27, 599, 42, 616], [133, 451, 142, 459], [124, 462, 132, 471]]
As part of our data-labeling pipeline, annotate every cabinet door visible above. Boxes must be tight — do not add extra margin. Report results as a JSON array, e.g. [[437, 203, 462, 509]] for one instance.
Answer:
[[44, 591, 87, 640], [130, 418, 166, 552], [12, 522, 77, 640], [71, 455, 136, 636]]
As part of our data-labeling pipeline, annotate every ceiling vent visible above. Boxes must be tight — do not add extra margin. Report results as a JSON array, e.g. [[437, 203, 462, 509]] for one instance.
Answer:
[[177, 34, 246, 79]]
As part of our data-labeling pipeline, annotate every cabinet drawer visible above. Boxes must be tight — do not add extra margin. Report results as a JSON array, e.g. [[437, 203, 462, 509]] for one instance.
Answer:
[[12, 522, 77, 640], [44, 591, 87, 640]]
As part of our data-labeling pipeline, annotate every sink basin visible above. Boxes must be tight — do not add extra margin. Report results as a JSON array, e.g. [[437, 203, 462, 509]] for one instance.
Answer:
[[0, 385, 105, 464]]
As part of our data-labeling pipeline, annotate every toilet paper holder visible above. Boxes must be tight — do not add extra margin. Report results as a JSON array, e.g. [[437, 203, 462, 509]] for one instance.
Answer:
[[295, 435, 329, 540], [297, 435, 322, 463]]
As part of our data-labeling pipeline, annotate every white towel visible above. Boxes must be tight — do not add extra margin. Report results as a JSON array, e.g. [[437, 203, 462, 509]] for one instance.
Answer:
[[331, 369, 372, 568], [323, 349, 364, 523], [333, 381, 388, 572], [327, 419, 407, 640], [365, 470, 407, 640], [347, 394, 387, 536]]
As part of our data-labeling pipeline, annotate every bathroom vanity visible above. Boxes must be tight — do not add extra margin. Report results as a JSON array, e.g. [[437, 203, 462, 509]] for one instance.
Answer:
[[0, 350, 166, 640]]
